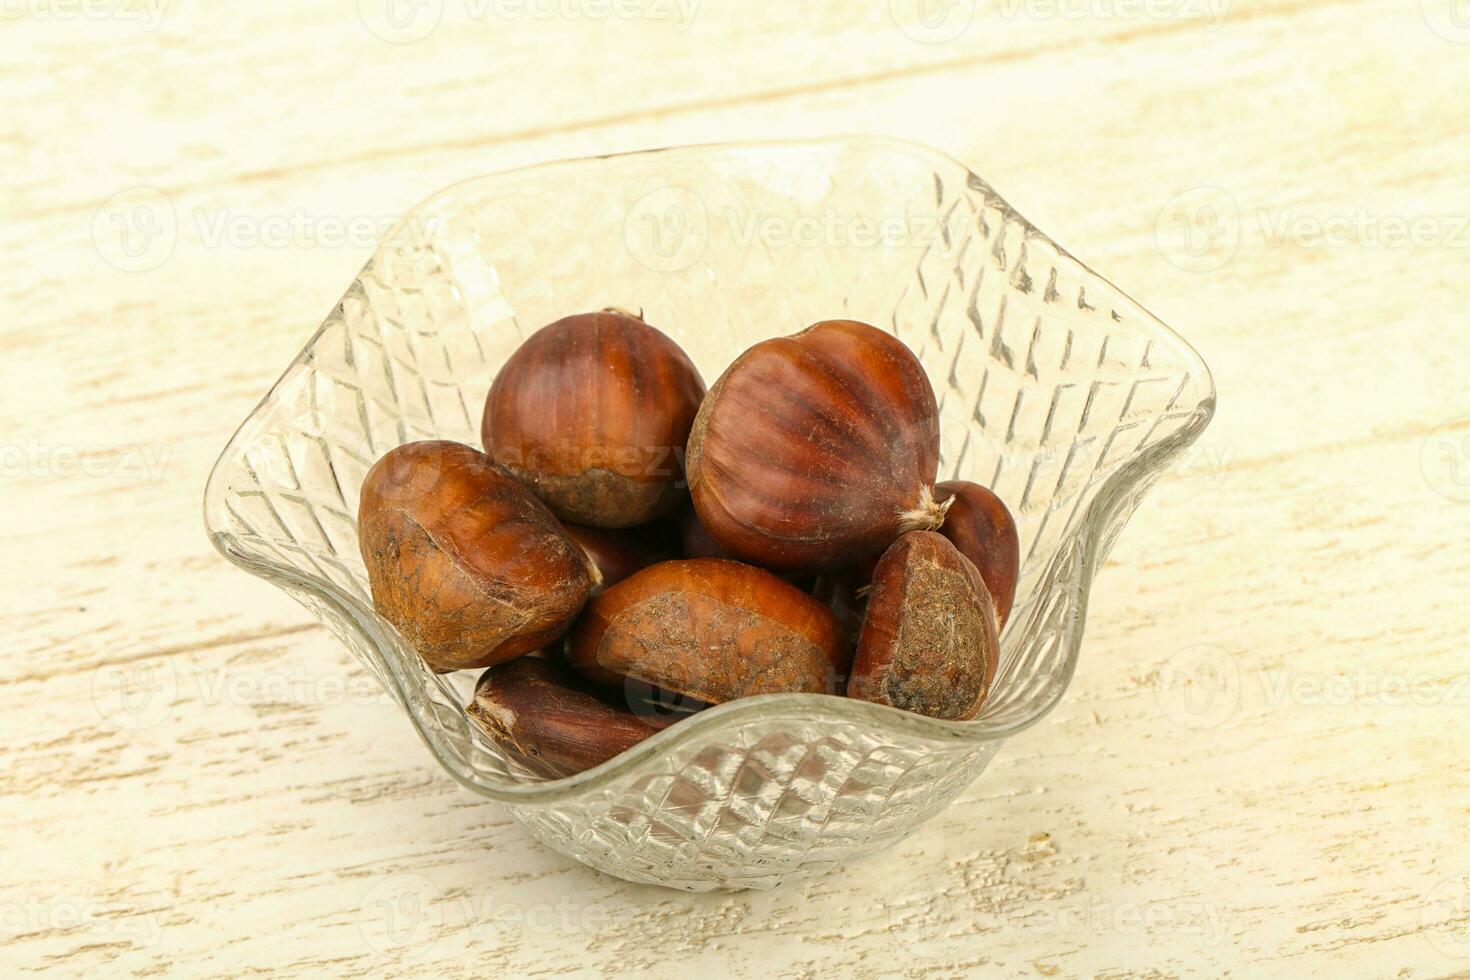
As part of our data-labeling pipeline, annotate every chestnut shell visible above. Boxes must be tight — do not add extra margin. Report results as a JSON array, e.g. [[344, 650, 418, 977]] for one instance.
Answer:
[[481, 310, 706, 528], [935, 480, 1021, 629], [686, 319, 942, 573], [566, 558, 849, 703], [848, 531, 999, 721], [467, 657, 684, 778], [358, 441, 593, 673]]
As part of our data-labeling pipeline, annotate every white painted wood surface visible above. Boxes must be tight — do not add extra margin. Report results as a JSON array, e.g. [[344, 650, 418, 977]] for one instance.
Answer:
[[4, 1, 1470, 975]]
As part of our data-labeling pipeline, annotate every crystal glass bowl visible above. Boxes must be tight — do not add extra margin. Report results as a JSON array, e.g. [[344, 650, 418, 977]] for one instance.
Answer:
[[204, 138, 1214, 891]]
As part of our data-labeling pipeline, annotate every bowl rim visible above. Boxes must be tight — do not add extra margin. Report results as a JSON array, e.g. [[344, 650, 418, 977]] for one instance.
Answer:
[[204, 135, 1216, 803]]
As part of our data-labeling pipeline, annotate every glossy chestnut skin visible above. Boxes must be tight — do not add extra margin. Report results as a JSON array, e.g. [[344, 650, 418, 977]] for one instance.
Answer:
[[686, 319, 944, 573], [467, 657, 689, 778], [560, 517, 680, 592], [482, 310, 706, 528], [847, 531, 1000, 721], [358, 441, 593, 673], [935, 480, 1020, 629], [567, 559, 849, 703]]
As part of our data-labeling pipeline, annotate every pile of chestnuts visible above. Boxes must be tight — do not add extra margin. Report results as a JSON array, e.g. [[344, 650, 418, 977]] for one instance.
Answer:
[[358, 310, 1019, 778]]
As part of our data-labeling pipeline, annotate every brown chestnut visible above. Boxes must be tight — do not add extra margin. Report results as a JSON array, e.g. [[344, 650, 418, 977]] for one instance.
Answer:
[[935, 480, 1020, 629], [567, 558, 849, 703], [358, 441, 593, 673], [686, 319, 945, 573], [482, 310, 706, 528], [848, 531, 999, 721], [559, 518, 680, 592], [467, 657, 687, 778]]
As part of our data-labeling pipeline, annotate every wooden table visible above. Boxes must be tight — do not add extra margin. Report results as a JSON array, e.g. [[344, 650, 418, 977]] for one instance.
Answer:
[[6, 1, 1469, 975]]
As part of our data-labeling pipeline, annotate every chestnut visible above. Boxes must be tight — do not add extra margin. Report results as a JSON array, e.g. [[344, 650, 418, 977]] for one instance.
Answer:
[[566, 558, 849, 703], [686, 319, 945, 573], [559, 517, 680, 591], [358, 441, 593, 673], [847, 531, 1000, 721], [467, 657, 687, 778], [935, 480, 1021, 629], [482, 310, 706, 528]]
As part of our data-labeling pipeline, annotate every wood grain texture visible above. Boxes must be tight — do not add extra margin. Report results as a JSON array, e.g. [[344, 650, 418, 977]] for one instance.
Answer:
[[4, 0, 1470, 975]]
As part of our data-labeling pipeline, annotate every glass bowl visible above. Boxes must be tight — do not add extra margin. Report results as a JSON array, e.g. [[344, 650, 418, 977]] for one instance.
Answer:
[[203, 137, 1214, 892]]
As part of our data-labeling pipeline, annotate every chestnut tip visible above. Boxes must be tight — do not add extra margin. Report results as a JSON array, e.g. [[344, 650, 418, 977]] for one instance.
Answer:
[[895, 483, 953, 534]]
